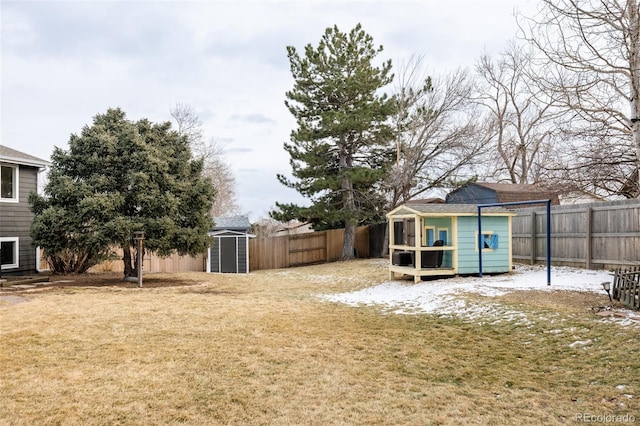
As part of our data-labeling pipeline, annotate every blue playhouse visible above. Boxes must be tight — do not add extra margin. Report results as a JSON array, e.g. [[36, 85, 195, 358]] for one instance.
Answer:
[[386, 203, 516, 283]]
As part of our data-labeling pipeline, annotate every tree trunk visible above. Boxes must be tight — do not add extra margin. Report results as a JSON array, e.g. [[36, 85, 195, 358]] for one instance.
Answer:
[[340, 147, 356, 260], [341, 173, 356, 259], [381, 221, 390, 257], [122, 245, 134, 278], [342, 221, 356, 260], [630, 0, 640, 197]]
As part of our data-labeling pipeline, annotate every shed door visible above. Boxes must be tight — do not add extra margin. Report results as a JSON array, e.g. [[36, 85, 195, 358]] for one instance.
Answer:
[[220, 237, 238, 273]]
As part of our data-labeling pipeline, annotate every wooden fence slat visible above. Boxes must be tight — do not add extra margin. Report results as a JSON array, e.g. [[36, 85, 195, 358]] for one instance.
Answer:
[[90, 249, 205, 273]]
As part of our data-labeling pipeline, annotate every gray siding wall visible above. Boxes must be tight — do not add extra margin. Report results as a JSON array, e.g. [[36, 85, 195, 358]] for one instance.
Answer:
[[0, 164, 39, 275]]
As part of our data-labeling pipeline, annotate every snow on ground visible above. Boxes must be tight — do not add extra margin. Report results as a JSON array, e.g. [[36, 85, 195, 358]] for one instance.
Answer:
[[320, 263, 640, 327]]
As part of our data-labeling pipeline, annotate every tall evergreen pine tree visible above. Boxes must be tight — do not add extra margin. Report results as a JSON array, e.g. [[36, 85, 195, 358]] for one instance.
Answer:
[[273, 24, 395, 259]]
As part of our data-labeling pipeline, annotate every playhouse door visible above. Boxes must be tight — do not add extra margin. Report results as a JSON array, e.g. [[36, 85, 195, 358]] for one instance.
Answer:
[[220, 237, 238, 273]]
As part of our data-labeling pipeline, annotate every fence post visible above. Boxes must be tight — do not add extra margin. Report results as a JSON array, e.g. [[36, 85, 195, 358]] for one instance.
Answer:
[[530, 211, 536, 265], [585, 207, 592, 269]]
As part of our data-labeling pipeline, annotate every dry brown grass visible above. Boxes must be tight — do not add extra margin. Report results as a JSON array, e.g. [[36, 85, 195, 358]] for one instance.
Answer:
[[1, 259, 638, 425]]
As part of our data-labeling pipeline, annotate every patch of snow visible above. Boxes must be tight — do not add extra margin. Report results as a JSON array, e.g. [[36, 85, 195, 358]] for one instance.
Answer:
[[319, 263, 639, 326], [568, 339, 592, 348]]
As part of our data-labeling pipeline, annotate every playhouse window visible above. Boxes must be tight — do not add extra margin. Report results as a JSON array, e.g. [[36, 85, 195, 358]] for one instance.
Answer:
[[438, 229, 448, 245], [423, 227, 435, 246], [476, 232, 499, 251]]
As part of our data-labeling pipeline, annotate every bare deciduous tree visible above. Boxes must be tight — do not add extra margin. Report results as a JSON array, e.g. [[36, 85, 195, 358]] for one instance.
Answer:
[[385, 55, 491, 209], [170, 103, 240, 216], [251, 217, 285, 238], [518, 0, 640, 198], [475, 42, 562, 185]]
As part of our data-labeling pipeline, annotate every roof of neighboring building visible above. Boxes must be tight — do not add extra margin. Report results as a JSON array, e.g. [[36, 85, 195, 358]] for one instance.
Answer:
[[388, 203, 515, 217], [405, 197, 445, 204], [0, 145, 50, 168], [213, 215, 251, 231], [276, 220, 310, 231], [448, 182, 560, 205]]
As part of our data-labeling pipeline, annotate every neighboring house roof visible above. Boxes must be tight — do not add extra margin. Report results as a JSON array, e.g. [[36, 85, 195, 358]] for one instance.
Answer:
[[387, 203, 515, 217], [405, 198, 445, 204], [447, 182, 560, 205], [212, 215, 251, 232], [0, 145, 50, 168], [274, 220, 312, 234], [558, 191, 608, 205]]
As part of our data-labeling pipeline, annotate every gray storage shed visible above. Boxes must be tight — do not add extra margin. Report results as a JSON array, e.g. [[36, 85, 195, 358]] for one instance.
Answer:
[[207, 216, 255, 274]]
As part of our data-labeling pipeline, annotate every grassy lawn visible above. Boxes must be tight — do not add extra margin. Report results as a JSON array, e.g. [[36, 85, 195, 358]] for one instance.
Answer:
[[1, 259, 638, 425]]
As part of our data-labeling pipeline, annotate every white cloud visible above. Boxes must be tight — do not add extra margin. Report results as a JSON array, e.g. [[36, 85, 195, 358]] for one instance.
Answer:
[[1, 0, 535, 220]]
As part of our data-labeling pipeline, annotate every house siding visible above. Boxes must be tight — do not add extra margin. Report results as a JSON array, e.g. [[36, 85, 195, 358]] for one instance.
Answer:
[[456, 216, 511, 274], [0, 164, 39, 275]]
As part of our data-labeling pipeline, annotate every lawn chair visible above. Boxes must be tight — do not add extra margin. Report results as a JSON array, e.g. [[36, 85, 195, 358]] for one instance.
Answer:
[[421, 239, 444, 268]]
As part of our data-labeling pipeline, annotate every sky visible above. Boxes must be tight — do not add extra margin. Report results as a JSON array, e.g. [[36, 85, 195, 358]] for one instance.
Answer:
[[1, 0, 538, 221]]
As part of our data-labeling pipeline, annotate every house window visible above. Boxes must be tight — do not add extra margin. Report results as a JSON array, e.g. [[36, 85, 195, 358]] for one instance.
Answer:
[[1, 237, 19, 269], [0, 165, 18, 202], [476, 232, 499, 251]]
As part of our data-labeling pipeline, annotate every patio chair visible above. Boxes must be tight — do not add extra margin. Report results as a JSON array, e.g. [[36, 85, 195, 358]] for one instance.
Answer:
[[421, 239, 444, 268]]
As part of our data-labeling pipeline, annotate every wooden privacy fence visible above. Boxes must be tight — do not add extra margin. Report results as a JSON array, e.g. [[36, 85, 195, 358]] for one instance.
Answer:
[[89, 249, 205, 273], [612, 266, 640, 310], [512, 199, 640, 269], [44, 226, 370, 274], [249, 225, 370, 271]]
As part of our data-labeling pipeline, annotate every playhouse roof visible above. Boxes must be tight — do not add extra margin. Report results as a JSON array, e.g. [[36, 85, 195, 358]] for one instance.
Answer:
[[387, 203, 516, 218]]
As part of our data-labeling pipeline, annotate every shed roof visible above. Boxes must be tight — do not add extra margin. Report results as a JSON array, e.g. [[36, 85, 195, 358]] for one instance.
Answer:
[[0, 145, 50, 168], [387, 203, 515, 217], [475, 182, 559, 203], [213, 215, 251, 231], [448, 182, 560, 205]]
